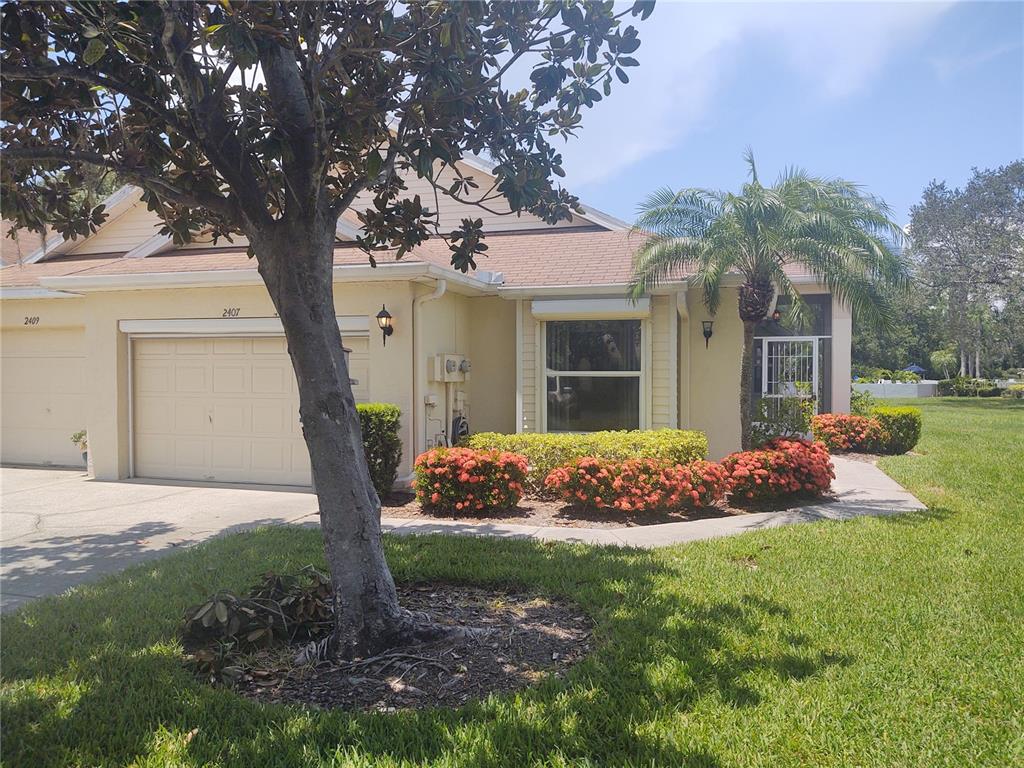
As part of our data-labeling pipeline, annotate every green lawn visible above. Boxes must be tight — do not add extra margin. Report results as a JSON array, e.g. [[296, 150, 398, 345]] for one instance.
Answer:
[[3, 398, 1022, 767]]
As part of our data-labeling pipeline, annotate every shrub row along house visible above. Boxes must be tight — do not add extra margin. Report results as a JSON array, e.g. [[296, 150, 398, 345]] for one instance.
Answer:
[[0, 157, 852, 486]]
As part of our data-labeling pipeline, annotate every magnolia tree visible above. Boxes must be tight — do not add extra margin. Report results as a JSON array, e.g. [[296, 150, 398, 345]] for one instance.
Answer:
[[0, 0, 651, 656]]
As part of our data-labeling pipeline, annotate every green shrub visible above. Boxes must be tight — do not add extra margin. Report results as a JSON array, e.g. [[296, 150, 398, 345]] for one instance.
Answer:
[[751, 396, 813, 447], [870, 406, 922, 454], [850, 387, 876, 416], [466, 429, 708, 492], [1002, 383, 1024, 399], [977, 385, 1002, 398], [357, 403, 403, 498]]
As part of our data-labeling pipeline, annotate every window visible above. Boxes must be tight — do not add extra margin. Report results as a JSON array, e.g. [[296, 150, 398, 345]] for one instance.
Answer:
[[545, 319, 642, 431], [753, 295, 833, 413]]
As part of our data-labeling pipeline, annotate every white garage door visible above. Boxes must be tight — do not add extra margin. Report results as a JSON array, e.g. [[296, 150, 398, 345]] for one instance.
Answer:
[[1, 327, 88, 467], [133, 335, 369, 486]]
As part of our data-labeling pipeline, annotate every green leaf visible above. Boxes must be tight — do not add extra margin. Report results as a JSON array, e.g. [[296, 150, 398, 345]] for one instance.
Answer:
[[83, 38, 106, 66], [214, 601, 228, 624], [366, 151, 382, 179]]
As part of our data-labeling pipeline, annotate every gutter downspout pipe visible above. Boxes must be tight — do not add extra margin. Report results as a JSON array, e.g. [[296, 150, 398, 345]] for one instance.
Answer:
[[397, 279, 447, 486]]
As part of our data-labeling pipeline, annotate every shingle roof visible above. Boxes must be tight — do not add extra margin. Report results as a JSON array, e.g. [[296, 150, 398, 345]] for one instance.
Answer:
[[0, 227, 645, 290], [1, 228, 813, 291]]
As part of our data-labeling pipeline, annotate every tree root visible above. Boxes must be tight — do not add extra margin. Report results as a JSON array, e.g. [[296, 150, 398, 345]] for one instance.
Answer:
[[294, 609, 494, 666]]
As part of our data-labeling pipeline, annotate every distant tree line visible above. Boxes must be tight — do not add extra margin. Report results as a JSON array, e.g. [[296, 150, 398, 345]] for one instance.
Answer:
[[853, 161, 1024, 378]]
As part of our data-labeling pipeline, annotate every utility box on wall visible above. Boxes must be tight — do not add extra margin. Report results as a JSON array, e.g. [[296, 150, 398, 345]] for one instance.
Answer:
[[431, 354, 471, 383]]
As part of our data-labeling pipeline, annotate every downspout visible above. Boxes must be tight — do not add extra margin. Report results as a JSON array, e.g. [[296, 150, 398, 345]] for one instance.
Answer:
[[397, 279, 447, 486]]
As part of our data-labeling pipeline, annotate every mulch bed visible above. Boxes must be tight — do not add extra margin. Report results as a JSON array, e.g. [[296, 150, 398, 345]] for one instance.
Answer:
[[235, 584, 593, 712], [381, 492, 833, 528]]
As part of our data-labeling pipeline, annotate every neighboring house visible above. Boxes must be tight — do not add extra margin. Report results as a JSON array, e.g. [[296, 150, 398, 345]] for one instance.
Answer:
[[0, 160, 851, 485]]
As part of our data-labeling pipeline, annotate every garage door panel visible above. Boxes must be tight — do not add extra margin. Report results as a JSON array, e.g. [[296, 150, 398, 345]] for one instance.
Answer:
[[212, 402, 248, 433], [252, 365, 287, 394], [174, 339, 210, 355], [174, 365, 208, 393], [136, 362, 171, 393], [1, 328, 87, 466], [173, 402, 209, 434], [213, 365, 247, 394]]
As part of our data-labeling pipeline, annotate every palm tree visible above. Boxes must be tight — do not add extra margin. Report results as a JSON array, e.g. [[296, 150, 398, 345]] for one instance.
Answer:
[[629, 150, 909, 450]]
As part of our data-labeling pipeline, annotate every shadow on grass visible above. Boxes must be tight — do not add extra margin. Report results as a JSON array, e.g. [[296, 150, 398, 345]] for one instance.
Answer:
[[1, 528, 852, 767], [878, 505, 956, 526]]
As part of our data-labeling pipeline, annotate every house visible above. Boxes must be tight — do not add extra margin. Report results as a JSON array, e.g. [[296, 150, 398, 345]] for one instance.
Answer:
[[0, 159, 851, 486]]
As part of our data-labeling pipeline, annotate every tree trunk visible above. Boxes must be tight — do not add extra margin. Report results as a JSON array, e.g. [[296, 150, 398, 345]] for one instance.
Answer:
[[960, 347, 968, 377], [739, 319, 756, 451], [737, 280, 774, 452], [251, 217, 418, 658]]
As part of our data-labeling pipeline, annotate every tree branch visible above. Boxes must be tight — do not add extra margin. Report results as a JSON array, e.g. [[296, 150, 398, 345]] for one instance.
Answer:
[[0, 64, 191, 137], [3, 146, 236, 218]]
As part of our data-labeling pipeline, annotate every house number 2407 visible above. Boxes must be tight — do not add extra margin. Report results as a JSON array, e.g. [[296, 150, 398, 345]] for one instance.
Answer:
[[222, 307, 241, 318], [23, 316, 40, 325]]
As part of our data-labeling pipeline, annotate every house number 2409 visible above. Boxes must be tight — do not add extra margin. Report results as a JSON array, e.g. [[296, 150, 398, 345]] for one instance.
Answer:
[[222, 307, 241, 318]]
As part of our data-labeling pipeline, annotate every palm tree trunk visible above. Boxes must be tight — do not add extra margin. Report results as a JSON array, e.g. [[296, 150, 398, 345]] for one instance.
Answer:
[[739, 320, 756, 450]]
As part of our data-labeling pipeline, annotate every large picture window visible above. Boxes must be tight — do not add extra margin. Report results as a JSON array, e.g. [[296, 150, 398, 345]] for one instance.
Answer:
[[545, 319, 642, 431]]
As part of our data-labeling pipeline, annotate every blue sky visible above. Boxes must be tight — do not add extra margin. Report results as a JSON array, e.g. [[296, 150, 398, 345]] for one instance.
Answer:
[[553, 1, 1023, 226]]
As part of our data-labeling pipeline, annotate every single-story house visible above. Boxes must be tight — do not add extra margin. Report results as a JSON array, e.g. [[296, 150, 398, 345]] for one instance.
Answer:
[[0, 159, 851, 486]]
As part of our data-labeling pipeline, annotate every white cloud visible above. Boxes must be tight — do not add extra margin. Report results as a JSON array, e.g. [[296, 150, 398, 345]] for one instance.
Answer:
[[556, 0, 954, 188]]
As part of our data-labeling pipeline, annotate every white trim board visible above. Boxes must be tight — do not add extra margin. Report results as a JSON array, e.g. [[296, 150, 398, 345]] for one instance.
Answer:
[[531, 297, 650, 320], [119, 316, 370, 337]]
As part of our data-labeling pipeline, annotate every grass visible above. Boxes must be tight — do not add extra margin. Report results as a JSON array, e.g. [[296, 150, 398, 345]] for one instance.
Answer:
[[2, 398, 1022, 767]]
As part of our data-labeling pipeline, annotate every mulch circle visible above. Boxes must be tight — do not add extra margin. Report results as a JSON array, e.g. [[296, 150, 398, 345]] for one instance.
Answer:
[[234, 584, 593, 712]]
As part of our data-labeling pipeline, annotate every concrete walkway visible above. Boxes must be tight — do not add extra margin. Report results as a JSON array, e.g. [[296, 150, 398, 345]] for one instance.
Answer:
[[0, 457, 924, 611]]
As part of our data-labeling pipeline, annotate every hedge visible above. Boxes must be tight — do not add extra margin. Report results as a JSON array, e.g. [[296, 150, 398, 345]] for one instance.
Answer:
[[413, 447, 527, 513], [1003, 383, 1024, 399], [543, 457, 728, 512], [722, 437, 833, 503], [811, 413, 886, 453], [466, 429, 708, 492], [357, 403, 403, 498], [937, 377, 1003, 397], [870, 406, 922, 454]]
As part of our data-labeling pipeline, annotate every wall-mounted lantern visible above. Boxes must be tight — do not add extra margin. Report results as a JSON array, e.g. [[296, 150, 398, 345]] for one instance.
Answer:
[[376, 304, 394, 346], [702, 320, 714, 349], [771, 309, 782, 322]]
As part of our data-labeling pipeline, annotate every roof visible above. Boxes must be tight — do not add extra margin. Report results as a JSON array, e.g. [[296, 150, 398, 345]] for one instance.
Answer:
[[1, 227, 819, 295], [0, 227, 641, 291]]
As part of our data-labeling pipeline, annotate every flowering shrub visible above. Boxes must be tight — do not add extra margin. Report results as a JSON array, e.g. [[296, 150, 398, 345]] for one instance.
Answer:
[[543, 458, 728, 512], [722, 437, 833, 503], [466, 429, 708, 493], [810, 413, 886, 453], [414, 447, 527, 513]]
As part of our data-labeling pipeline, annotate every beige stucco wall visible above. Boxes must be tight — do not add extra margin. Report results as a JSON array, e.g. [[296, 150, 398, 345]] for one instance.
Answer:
[[685, 287, 744, 459], [465, 297, 517, 435]]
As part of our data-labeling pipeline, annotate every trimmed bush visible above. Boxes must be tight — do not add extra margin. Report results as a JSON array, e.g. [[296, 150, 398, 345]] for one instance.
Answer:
[[543, 458, 728, 512], [357, 403, 403, 498], [466, 430, 708, 493], [722, 437, 833, 503], [811, 413, 886, 453], [1002, 383, 1024, 399], [870, 406, 922, 454], [414, 447, 527, 513]]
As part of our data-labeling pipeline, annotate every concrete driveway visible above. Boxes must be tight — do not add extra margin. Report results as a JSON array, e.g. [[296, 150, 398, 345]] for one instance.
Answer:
[[0, 467, 319, 612]]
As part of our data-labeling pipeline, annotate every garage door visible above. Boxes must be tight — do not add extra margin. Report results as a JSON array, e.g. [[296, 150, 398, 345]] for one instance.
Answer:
[[133, 335, 369, 485], [1, 327, 88, 467]]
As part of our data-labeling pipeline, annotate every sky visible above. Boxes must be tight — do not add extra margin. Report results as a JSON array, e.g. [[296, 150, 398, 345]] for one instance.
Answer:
[[550, 0, 1023, 227]]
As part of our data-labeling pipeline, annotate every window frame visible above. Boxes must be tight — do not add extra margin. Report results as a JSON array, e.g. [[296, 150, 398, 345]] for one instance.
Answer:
[[540, 318, 648, 433]]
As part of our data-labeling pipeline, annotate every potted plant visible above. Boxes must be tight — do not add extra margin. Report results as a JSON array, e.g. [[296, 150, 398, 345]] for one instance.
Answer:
[[70, 430, 88, 466]]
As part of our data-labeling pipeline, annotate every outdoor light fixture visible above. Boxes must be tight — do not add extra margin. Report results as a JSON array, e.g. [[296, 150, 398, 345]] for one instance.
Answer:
[[702, 320, 714, 349], [771, 309, 782, 322], [376, 304, 394, 346]]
